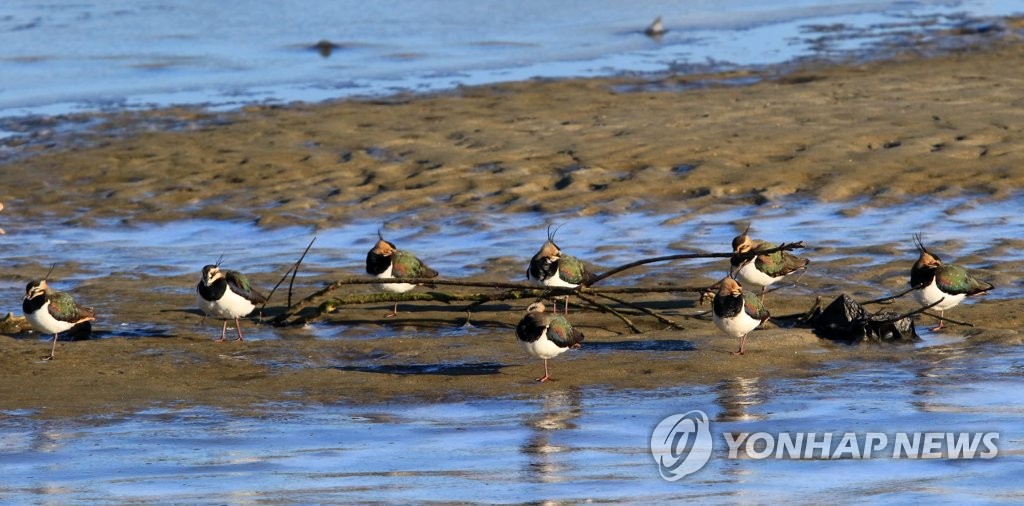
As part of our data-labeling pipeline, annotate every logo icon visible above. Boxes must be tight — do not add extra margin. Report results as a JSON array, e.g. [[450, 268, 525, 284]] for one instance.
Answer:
[[650, 410, 713, 481]]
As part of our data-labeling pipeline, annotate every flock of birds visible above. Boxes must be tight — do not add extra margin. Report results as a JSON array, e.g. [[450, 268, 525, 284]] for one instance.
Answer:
[[20, 227, 993, 382]]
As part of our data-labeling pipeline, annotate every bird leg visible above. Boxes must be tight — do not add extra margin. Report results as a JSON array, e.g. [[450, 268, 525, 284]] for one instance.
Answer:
[[43, 333, 58, 360], [385, 302, 399, 319], [930, 310, 946, 331], [215, 320, 228, 342], [536, 359, 552, 382], [732, 334, 748, 356], [233, 318, 244, 341], [759, 286, 767, 304]]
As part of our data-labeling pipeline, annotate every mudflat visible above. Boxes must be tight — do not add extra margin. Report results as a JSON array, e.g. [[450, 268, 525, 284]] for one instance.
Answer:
[[1, 32, 1022, 418]]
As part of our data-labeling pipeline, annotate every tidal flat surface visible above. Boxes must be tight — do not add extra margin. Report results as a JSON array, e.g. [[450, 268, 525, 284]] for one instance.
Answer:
[[0, 198, 1021, 502]]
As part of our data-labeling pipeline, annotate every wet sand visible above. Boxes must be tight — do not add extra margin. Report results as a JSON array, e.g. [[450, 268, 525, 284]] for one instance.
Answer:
[[2, 29, 1023, 417]]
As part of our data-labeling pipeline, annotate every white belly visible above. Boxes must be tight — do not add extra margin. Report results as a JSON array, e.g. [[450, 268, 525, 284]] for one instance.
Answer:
[[713, 310, 761, 339], [914, 279, 965, 311], [735, 261, 778, 289], [197, 289, 256, 319], [540, 272, 578, 289], [521, 332, 570, 360], [26, 301, 77, 335], [374, 265, 417, 293]]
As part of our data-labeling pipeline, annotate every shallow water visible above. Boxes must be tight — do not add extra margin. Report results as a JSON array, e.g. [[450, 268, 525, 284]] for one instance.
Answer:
[[1, 0, 1019, 118], [1, 193, 1018, 314], [1, 195, 1018, 501], [1, 344, 1020, 503]]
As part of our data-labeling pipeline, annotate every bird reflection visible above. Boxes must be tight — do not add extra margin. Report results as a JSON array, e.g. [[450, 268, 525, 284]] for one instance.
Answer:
[[521, 386, 583, 483], [910, 348, 971, 413], [714, 376, 766, 422]]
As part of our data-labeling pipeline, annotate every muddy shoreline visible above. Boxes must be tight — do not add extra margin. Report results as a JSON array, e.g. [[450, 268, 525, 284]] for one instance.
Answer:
[[2, 31, 1023, 418]]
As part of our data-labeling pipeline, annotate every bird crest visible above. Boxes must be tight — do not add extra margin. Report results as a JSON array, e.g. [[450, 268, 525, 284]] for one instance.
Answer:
[[43, 263, 56, 282], [373, 228, 398, 255], [26, 263, 57, 298], [538, 223, 564, 257], [731, 223, 754, 253], [913, 233, 941, 267]]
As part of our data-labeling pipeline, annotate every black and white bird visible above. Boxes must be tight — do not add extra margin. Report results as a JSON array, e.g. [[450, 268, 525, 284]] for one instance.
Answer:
[[515, 302, 585, 382], [527, 225, 594, 314], [711, 277, 770, 356], [730, 224, 809, 303], [644, 16, 666, 38], [366, 231, 439, 318], [23, 278, 95, 360], [910, 234, 993, 331], [196, 263, 267, 342]]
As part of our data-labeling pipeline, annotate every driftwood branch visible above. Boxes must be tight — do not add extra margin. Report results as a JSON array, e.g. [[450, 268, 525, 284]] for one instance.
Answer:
[[587, 241, 805, 285], [921, 311, 975, 328], [591, 292, 685, 329], [274, 290, 546, 326], [859, 283, 925, 305], [872, 298, 943, 324], [269, 240, 809, 330], [575, 293, 641, 334], [270, 277, 712, 325], [263, 236, 317, 312]]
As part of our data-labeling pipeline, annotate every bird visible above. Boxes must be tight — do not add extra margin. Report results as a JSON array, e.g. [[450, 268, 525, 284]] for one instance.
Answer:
[[910, 234, 993, 331], [196, 262, 267, 342], [515, 302, 584, 382], [645, 16, 666, 38], [365, 230, 439, 318], [730, 224, 809, 303], [526, 225, 593, 313], [712, 277, 770, 356], [23, 278, 95, 360]]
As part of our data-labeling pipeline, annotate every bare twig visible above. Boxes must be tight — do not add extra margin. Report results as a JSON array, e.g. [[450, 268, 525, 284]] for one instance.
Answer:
[[262, 236, 317, 313], [872, 298, 943, 324], [587, 241, 805, 285], [591, 292, 684, 329], [574, 293, 641, 334], [859, 284, 925, 305], [920, 311, 975, 328], [288, 236, 317, 307]]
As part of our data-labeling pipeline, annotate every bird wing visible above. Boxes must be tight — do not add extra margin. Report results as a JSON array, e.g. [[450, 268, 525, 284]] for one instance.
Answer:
[[546, 315, 585, 348], [743, 292, 771, 322], [936, 264, 993, 296], [391, 250, 439, 279], [558, 255, 593, 286], [754, 242, 808, 277], [48, 291, 95, 324], [226, 270, 267, 304]]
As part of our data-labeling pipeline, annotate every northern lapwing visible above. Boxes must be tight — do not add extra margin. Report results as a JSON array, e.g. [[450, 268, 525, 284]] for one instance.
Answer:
[[527, 225, 593, 313], [366, 230, 439, 318], [23, 278, 95, 360], [196, 263, 267, 341], [645, 16, 666, 38], [712, 277, 770, 356], [515, 302, 584, 382], [730, 224, 809, 303], [910, 234, 993, 331]]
